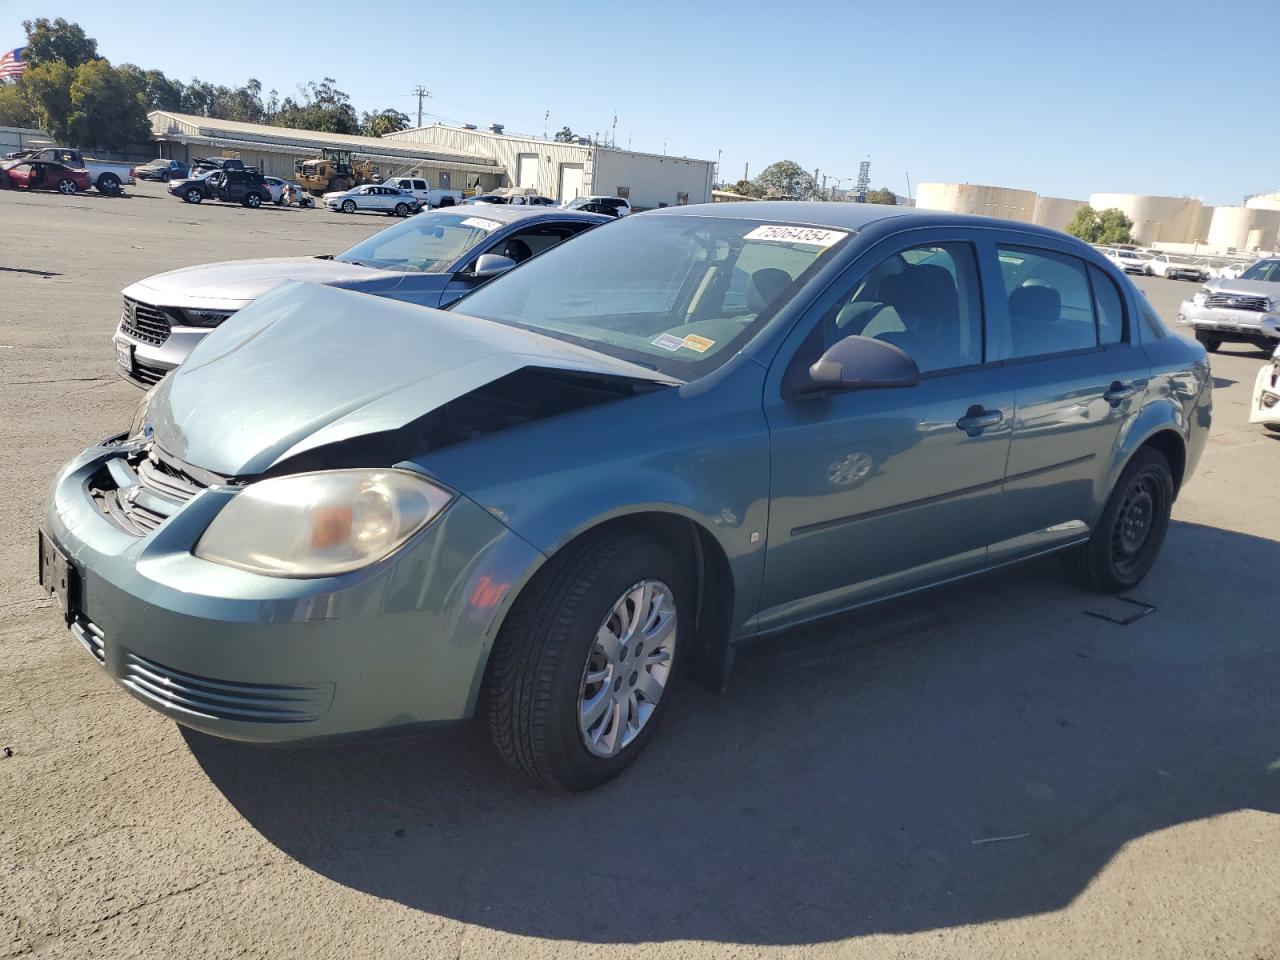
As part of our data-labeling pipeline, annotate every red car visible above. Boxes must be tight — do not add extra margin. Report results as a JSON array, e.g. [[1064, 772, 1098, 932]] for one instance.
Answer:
[[0, 160, 93, 194]]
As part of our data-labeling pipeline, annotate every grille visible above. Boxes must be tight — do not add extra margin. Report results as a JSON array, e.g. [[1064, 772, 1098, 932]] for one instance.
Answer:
[[120, 297, 174, 345], [130, 360, 168, 387], [121, 653, 333, 723], [89, 444, 226, 536], [70, 616, 105, 664], [1206, 294, 1268, 312]]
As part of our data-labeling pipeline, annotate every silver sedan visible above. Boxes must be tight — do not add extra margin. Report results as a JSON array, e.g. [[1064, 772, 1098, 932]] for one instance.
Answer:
[[323, 184, 421, 216]]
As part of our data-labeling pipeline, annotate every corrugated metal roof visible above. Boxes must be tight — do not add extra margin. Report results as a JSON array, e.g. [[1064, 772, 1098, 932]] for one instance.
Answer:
[[148, 111, 499, 168]]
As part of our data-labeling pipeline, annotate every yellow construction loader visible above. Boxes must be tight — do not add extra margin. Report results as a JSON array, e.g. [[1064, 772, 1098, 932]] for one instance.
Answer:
[[294, 149, 378, 197]]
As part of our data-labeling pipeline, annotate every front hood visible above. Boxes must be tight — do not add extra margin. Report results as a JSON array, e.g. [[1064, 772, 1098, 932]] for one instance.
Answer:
[[149, 282, 677, 477], [125, 256, 389, 307], [1206, 279, 1280, 297]]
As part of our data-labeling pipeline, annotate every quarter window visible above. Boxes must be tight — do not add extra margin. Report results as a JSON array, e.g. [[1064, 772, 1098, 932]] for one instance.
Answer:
[[998, 246, 1098, 358], [823, 242, 984, 374], [1089, 265, 1126, 345]]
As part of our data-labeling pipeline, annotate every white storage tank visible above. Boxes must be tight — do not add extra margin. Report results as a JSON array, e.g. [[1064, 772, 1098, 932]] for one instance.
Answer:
[[1032, 196, 1087, 232], [1207, 206, 1280, 252], [1088, 193, 1204, 245], [915, 182, 1037, 222]]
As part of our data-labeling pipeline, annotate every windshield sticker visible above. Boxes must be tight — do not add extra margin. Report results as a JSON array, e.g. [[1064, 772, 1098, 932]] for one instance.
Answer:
[[744, 225, 847, 247], [461, 216, 501, 231], [651, 333, 685, 352], [681, 334, 715, 353]]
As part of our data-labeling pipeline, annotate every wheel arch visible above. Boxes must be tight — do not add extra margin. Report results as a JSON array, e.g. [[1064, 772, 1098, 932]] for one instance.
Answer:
[[484, 509, 738, 698]]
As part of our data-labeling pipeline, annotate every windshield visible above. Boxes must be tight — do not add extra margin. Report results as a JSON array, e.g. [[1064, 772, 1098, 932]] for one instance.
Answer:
[[455, 214, 850, 377], [564, 197, 594, 210], [335, 211, 502, 273], [1168, 255, 1193, 264], [1240, 259, 1280, 282]]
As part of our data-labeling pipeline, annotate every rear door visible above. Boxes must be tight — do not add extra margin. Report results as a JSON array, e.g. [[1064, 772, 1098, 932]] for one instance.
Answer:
[[982, 238, 1148, 562]]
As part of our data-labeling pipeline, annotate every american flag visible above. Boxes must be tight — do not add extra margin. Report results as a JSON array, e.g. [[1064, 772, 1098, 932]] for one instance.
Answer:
[[0, 47, 26, 81]]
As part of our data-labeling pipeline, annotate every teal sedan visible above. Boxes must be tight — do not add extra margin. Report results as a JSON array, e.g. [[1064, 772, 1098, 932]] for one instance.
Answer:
[[40, 203, 1211, 790]]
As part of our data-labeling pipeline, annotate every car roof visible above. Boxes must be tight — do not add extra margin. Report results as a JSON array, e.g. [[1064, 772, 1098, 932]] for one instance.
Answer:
[[641, 200, 1081, 241]]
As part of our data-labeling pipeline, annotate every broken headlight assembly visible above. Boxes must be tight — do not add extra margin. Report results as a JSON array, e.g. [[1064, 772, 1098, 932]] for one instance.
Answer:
[[194, 469, 453, 577]]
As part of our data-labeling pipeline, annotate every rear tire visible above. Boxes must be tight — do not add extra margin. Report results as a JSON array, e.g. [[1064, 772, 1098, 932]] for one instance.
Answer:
[[97, 174, 121, 196], [244, 192, 262, 208], [1063, 447, 1174, 593], [57, 178, 77, 195], [486, 530, 688, 791]]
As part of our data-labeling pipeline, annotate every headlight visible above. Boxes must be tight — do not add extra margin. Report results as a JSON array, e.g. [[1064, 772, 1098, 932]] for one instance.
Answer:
[[194, 469, 453, 577], [180, 307, 234, 328], [1193, 287, 1211, 305]]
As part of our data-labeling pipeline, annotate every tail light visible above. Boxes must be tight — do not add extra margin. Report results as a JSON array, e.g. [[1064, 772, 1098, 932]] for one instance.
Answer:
[[129, 167, 136, 177]]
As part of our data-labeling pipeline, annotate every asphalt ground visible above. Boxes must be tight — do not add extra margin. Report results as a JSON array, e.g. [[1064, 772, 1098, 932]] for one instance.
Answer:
[[1, 182, 1277, 959]]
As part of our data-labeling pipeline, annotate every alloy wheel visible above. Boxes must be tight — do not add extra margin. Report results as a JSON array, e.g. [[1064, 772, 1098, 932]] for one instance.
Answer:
[[577, 579, 677, 759]]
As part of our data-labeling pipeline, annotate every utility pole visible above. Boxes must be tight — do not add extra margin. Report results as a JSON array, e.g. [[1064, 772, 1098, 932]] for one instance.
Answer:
[[412, 86, 430, 128], [544, 110, 549, 139]]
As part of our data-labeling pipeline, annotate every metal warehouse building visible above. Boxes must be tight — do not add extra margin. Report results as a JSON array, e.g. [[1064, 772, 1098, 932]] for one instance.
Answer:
[[147, 111, 502, 189], [383, 123, 715, 210]]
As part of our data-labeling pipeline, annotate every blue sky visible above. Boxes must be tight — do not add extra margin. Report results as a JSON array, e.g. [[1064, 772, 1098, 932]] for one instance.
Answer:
[[9, 0, 1268, 204]]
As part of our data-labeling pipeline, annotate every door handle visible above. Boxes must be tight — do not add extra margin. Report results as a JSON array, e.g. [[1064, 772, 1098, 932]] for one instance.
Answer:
[[956, 405, 1004, 436], [1103, 381, 1138, 406]]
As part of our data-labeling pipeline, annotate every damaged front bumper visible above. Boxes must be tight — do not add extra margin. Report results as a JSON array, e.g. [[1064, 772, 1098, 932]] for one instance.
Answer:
[[40, 439, 544, 743]]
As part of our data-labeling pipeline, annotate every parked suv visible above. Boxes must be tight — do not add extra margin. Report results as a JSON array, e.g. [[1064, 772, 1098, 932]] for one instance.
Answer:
[[1178, 257, 1280, 352], [564, 194, 632, 217], [48, 203, 1209, 790], [169, 169, 271, 207]]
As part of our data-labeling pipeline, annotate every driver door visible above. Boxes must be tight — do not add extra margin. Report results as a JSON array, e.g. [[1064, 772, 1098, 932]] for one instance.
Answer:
[[758, 232, 1014, 631]]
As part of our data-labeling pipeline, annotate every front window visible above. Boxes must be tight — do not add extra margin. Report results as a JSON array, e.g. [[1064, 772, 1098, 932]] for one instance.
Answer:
[[455, 215, 850, 377], [1240, 260, 1280, 282], [335, 210, 502, 273]]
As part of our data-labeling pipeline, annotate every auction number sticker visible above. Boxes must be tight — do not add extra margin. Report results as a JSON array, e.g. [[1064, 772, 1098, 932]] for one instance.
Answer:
[[461, 216, 501, 231], [743, 225, 847, 247]]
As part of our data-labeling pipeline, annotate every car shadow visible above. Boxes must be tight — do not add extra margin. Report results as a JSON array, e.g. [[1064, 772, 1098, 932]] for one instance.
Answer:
[[186, 519, 1280, 946]]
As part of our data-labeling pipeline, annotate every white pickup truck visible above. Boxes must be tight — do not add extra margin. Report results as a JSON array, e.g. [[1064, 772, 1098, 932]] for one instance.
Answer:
[[383, 176, 463, 209], [17, 147, 136, 195]]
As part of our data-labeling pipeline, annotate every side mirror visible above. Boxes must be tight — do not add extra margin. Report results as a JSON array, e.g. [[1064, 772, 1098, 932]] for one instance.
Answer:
[[793, 335, 920, 397], [472, 253, 517, 279]]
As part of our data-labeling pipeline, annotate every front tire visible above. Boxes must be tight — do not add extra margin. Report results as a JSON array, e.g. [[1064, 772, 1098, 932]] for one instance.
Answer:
[[1063, 447, 1174, 593], [1195, 329, 1222, 352], [394, 202, 409, 217], [341, 199, 356, 214], [184, 188, 202, 204], [486, 530, 687, 791]]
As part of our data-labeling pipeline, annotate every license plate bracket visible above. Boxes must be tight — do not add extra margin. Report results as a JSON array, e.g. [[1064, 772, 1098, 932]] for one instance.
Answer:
[[38, 528, 79, 624], [115, 337, 134, 373]]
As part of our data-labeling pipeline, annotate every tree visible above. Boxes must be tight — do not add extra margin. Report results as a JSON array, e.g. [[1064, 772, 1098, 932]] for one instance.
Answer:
[[1066, 205, 1134, 245], [274, 78, 359, 134], [22, 60, 75, 142], [754, 160, 814, 199], [554, 126, 577, 143], [22, 18, 99, 68], [725, 178, 763, 198], [117, 64, 185, 111], [361, 108, 411, 138], [863, 186, 897, 205], [66, 59, 151, 151], [0, 81, 37, 128]]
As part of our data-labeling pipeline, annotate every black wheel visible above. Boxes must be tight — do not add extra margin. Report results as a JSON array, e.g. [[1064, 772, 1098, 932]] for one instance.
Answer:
[[438, 196, 455, 207], [161, 171, 171, 182], [57, 178, 77, 195], [1195, 330, 1222, 352], [1063, 447, 1174, 593], [97, 174, 121, 196], [1255, 339, 1276, 356], [486, 530, 687, 791], [341, 199, 356, 214], [394, 202, 409, 217], [184, 188, 202, 204], [244, 192, 262, 208], [1262, 423, 1280, 433]]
